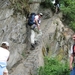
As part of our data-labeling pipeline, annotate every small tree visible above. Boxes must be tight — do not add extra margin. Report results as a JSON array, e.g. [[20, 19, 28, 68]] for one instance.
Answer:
[[60, 0, 75, 31], [38, 57, 70, 75]]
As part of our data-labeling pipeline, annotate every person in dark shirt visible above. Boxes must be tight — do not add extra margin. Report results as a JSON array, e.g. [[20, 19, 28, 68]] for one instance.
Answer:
[[54, 0, 60, 14]]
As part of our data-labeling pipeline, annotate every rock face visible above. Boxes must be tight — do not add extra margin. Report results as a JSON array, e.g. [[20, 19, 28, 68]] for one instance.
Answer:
[[0, 0, 74, 75]]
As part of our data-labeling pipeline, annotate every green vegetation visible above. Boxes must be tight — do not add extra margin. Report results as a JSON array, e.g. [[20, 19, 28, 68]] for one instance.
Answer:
[[9, 0, 75, 31], [38, 57, 70, 75], [40, 0, 55, 12], [40, 0, 75, 32], [59, 0, 75, 32], [40, 0, 54, 8]]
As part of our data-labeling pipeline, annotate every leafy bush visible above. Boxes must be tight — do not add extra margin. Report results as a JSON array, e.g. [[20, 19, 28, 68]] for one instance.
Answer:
[[40, 0, 55, 12], [45, 0, 75, 31], [40, 0, 53, 8], [38, 57, 70, 75], [60, 0, 75, 32]]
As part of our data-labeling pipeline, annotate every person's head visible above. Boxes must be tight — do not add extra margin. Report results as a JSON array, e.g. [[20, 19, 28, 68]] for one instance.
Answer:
[[72, 34, 75, 41], [1, 42, 9, 49], [38, 13, 43, 18]]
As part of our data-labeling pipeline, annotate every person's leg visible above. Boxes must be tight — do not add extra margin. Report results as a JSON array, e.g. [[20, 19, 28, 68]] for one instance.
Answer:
[[3, 68, 8, 75], [30, 29, 35, 50], [34, 29, 42, 44], [57, 4, 60, 12], [55, 4, 58, 14], [56, 4, 60, 14], [31, 29, 35, 44]]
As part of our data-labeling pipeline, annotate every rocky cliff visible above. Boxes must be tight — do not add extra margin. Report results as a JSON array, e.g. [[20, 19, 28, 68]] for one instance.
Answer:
[[0, 0, 74, 75]]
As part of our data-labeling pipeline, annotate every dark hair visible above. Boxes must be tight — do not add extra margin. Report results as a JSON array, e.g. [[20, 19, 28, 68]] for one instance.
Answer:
[[1, 43, 9, 49]]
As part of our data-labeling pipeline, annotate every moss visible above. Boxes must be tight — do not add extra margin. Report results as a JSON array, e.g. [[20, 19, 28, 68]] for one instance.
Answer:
[[56, 48, 64, 61], [42, 46, 46, 56], [21, 51, 26, 58], [40, 0, 55, 12], [9, 0, 30, 16]]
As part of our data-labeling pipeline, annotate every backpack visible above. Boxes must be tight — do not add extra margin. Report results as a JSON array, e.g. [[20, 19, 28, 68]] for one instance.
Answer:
[[73, 44, 75, 56], [28, 13, 36, 26]]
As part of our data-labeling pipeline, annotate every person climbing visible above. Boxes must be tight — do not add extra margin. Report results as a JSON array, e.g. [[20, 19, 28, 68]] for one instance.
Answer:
[[0, 42, 10, 75], [28, 13, 43, 50], [54, 0, 60, 14], [69, 34, 75, 75]]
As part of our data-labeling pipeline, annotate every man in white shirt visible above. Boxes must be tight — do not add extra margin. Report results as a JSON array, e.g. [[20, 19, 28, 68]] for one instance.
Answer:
[[30, 13, 43, 50], [70, 34, 75, 75], [0, 42, 10, 75]]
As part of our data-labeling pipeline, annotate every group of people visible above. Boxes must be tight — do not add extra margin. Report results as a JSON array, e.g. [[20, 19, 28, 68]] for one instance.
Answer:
[[0, 6, 75, 75], [28, 0, 60, 50], [27, 10, 75, 75], [0, 12, 43, 75]]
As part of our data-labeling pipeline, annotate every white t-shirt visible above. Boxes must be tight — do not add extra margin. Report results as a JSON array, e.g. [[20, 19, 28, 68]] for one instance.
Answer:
[[35, 15, 41, 25], [0, 47, 10, 62], [70, 45, 75, 63], [70, 45, 73, 54]]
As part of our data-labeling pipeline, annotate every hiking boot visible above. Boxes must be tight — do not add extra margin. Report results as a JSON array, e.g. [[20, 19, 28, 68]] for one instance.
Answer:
[[30, 44, 35, 50]]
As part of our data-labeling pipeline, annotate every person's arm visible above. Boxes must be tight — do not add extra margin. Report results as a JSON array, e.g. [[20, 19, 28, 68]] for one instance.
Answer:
[[35, 16, 40, 30], [35, 19, 40, 29], [7, 52, 10, 61], [70, 54, 73, 70], [7, 57, 9, 61], [69, 45, 73, 70]]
